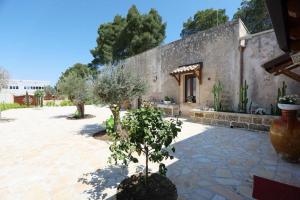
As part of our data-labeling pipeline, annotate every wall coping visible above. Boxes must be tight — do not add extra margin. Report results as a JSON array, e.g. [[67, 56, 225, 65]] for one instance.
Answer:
[[191, 109, 280, 119]]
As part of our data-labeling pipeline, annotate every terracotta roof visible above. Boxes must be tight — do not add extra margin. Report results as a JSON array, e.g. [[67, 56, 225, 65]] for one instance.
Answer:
[[170, 63, 201, 75]]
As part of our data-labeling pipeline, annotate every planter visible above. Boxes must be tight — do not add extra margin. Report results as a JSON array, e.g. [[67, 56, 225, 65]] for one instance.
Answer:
[[278, 103, 300, 111], [270, 104, 300, 162], [164, 101, 171, 105], [117, 173, 177, 200]]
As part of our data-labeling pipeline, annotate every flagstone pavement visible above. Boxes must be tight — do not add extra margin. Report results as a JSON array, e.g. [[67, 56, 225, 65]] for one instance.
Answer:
[[0, 105, 299, 200]]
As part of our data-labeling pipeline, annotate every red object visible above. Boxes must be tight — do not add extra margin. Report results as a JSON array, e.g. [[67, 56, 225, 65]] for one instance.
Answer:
[[14, 95, 36, 106], [252, 175, 300, 200]]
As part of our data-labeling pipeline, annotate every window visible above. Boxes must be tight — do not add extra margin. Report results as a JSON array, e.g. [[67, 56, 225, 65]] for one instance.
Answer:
[[185, 75, 196, 103], [16, 86, 19, 89]]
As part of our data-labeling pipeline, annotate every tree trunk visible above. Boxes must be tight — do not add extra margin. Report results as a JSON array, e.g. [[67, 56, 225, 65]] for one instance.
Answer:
[[77, 103, 85, 118], [145, 146, 149, 187], [110, 104, 121, 133], [137, 96, 142, 109]]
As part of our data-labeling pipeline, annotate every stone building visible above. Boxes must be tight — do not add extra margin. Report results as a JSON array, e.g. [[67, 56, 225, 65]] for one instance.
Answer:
[[121, 19, 300, 116]]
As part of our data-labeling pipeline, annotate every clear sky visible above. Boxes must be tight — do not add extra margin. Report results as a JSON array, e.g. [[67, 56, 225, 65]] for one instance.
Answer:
[[0, 0, 241, 85]]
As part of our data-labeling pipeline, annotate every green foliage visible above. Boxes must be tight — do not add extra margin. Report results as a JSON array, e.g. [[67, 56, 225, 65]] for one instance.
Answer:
[[58, 63, 97, 84], [44, 85, 57, 97], [0, 103, 26, 111], [93, 65, 147, 132], [105, 115, 115, 134], [34, 90, 44, 107], [181, 9, 228, 37], [238, 80, 249, 113], [91, 5, 166, 65], [59, 100, 74, 107], [94, 65, 147, 106], [109, 106, 182, 186], [233, 0, 272, 33], [271, 81, 287, 115], [57, 63, 93, 118], [164, 96, 171, 101], [278, 95, 298, 105], [212, 81, 223, 111], [45, 101, 56, 107]]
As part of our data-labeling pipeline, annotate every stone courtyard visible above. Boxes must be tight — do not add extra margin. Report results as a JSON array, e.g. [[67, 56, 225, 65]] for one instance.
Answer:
[[0, 105, 299, 200]]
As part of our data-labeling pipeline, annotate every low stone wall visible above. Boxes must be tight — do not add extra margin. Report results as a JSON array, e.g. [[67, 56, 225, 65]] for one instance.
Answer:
[[192, 111, 280, 132]]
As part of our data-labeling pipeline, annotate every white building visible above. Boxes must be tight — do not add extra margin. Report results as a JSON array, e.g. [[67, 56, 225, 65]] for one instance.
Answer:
[[0, 79, 50, 103]]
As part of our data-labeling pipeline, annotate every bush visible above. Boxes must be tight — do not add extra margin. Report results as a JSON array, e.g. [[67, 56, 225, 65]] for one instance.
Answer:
[[0, 103, 26, 111], [59, 100, 73, 106], [45, 101, 56, 107]]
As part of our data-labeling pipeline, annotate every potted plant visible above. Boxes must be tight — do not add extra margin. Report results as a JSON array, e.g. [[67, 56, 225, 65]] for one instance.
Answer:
[[109, 105, 182, 200], [270, 94, 300, 162], [278, 95, 300, 110], [187, 96, 194, 103], [164, 96, 171, 104]]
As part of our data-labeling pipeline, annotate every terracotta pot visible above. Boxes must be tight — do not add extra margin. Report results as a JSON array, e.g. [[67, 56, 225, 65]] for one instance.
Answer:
[[270, 108, 300, 162]]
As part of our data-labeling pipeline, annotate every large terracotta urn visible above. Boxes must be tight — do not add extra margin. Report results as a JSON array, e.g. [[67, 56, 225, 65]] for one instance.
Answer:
[[270, 104, 300, 162]]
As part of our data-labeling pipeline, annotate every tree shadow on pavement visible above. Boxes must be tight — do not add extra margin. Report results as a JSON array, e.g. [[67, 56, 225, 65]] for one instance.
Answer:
[[78, 165, 128, 200], [79, 123, 105, 137]]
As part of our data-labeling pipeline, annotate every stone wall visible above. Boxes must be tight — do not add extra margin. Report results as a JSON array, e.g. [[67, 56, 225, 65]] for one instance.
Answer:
[[243, 30, 300, 113], [192, 110, 279, 132], [121, 19, 300, 115], [123, 20, 244, 115]]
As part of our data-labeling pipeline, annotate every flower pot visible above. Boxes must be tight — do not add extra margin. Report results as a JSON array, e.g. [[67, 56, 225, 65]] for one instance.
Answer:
[[164, 101, 171, 105], [278, 103, 300, 111], [269, 105, 300, 162]]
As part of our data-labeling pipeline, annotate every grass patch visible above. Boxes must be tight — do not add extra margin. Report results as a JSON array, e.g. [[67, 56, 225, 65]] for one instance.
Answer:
[[0, 103, 27, 111]]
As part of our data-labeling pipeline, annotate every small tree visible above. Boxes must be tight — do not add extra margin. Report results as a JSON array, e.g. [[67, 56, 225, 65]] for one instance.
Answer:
[[93, 65, 147, 133], [57, 71, 92, 118], [109, 105, 182, 186], [34, 90, 44, 107]]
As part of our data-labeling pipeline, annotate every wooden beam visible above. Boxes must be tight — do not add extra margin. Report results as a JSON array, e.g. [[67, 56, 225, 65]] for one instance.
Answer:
[[274, 64, 300, 75], [193, 68, 202, 84], [171, 74, 181, 85], [282, 70, 300, 82]]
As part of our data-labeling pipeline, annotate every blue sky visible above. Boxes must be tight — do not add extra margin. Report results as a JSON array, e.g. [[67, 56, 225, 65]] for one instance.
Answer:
[[0, 0, 241, 85]]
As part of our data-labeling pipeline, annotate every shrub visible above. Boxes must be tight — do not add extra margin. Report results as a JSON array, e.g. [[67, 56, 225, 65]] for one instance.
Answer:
[[0, 103, 26, 111], [45, 101, 56, 107], [59, 100, 73, 106]]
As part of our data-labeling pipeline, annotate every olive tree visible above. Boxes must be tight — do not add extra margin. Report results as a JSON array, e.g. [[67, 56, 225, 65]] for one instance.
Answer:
[[57, 71, 92, 118], [93, 65, 147, 133], [109, 105, 182, 186]]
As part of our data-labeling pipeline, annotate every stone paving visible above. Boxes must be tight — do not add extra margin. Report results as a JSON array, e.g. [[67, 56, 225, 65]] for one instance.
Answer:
[[0, 106, 299, 200]]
